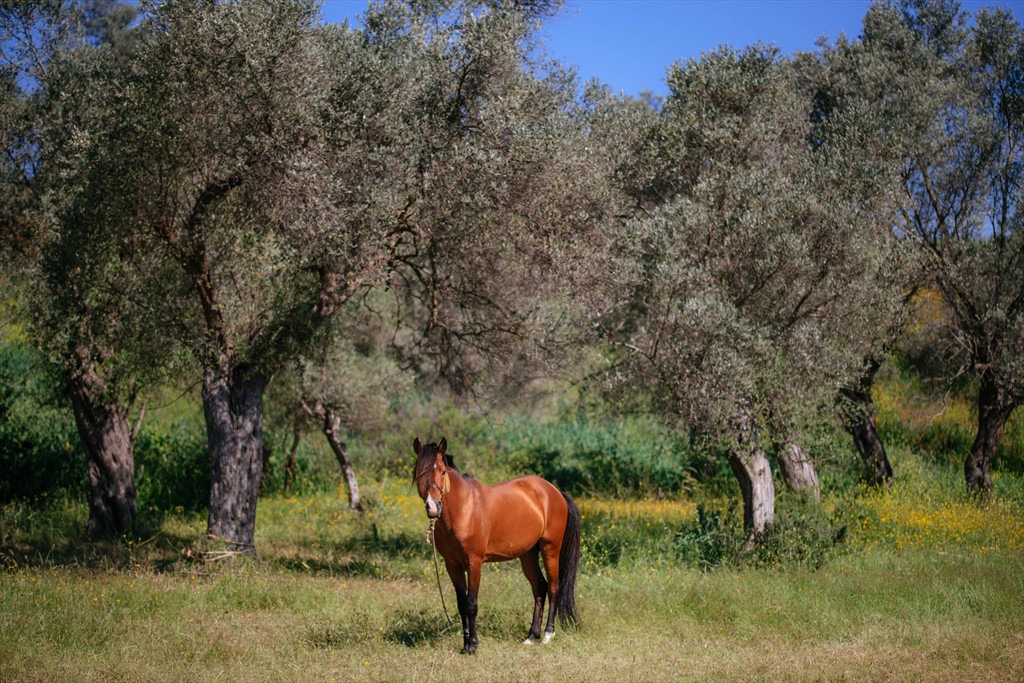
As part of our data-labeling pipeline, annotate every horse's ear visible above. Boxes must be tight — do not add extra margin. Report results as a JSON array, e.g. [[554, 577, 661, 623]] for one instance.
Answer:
[[438, 437, 447, 456], [413, 438, 422, 456]]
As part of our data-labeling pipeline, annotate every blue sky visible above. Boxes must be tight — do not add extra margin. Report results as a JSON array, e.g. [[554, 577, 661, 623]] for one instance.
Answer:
[[318, 0, 1019, 97]]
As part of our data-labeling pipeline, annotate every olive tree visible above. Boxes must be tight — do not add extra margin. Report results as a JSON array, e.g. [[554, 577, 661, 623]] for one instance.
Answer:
[[792, 23, 932, 489], [848, 0, 1023, 495], [601, 44, 905, 537], [1, 0, 165, 538], [63, 0, 605, 549]]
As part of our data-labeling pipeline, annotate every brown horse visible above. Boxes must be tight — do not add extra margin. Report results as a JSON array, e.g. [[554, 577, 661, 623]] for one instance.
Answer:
[[413, 437, 580, 654]]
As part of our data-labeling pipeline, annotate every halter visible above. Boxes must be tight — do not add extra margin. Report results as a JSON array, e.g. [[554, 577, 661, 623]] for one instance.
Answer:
[[425, 467, 450, 502]]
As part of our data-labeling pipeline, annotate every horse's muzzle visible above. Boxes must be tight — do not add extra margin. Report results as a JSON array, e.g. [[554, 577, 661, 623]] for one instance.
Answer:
[[425, 499, 442, 518]]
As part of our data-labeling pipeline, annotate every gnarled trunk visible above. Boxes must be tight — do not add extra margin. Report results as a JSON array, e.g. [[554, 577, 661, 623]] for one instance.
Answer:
[[774, 441, 820, 501], [323, 406, 360, 510], [964, 376, 1016, 496], [839, 358, 893, 487], [66, 370, 137, 539], [204, 363, 265, 550], [727, 411, 775, 545]]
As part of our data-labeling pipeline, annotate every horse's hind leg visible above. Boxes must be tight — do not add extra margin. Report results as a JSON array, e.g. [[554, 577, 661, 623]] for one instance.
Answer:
[[540, 542, 561, 643], [519, 549, 547, 644]]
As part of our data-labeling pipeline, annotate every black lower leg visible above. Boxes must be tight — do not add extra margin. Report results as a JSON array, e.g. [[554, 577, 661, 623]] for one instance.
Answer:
[[454, 585, 471, 652], [530, 578, 547, 640], [545, 593, 557, 637], [466, 590, 479, 654]]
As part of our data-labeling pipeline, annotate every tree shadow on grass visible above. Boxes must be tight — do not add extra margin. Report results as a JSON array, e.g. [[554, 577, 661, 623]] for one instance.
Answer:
[[264, 529, 432, 578], [309, 607, 457, 648], [0, 512, 208, 572], [2, 507, 438, 579]]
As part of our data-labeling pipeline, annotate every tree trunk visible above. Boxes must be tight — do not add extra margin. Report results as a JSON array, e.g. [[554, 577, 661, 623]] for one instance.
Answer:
[[964, 376, 1015, 496], [839, 358, 893, 487], [258, 443, 272, 495], [284, 414, 302, 496], [727, 411, 775, 544], [774, 441, 820, 501], [66, 370, 138, 539], [203, 362, 265, 550], [322, 406, 360, 510]]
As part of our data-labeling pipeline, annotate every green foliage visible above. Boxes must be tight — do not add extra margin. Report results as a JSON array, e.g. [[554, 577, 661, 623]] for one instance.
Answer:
[[0, 344, 84, 503], [80, 0, 141, 68], [813, 430, 868, 495], [501, 416, 695, 497], [998, 413, 1024, 475], [671, 494, 847, 572], [672, 500, 742, 571], [132, 420, 209, 514], [349, 397, 504, 483], [597, 39, 907, 459], [872, 355, 1024, 474], [747, 493, 847, 569]]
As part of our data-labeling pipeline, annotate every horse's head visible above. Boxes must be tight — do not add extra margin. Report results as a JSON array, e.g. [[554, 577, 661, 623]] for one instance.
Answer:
[[413, 437, 452, 519]]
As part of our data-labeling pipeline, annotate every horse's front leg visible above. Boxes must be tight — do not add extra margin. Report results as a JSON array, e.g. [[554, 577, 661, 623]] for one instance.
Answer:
[[464, 560, 482, 654], [445, 560, 472, 653]]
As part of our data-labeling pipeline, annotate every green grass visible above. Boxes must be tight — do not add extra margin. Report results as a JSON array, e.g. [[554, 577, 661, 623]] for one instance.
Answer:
[[3, 462, 1023, 683], [2, 542, 1021, 681]]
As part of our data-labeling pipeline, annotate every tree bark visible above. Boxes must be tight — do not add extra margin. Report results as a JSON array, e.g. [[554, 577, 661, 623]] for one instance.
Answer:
[[839, 358, 893, 487], [258, 443, 272, 495], [774, 441, 820, 501], [66, 370, 138, 539], [727, 411, 775, 544], [203, 362, 265, 550], [964, 375, 1016, 496], [323, 406, 360, 510], [284, 413, 302, 496]]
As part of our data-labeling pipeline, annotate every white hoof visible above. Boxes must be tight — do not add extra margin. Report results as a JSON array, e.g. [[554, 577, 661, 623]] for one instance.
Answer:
[[542, 632, 555, 644], [522, 638, 534, 645]]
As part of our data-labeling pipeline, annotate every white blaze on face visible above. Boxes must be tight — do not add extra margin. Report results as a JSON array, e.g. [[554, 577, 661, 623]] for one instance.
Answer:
[[425, 492, 441, 517]]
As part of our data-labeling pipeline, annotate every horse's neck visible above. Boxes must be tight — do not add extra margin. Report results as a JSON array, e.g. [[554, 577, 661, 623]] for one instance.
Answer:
[[447, 469, 472, 499], [441, 470, 474, 524]]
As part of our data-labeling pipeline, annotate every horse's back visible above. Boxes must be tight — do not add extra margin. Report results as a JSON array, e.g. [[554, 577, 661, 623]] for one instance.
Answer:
[[479, 475, 568, 561]]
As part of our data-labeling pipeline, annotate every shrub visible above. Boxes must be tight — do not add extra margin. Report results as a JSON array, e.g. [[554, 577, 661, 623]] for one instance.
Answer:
[[747, 493, 847, 569], [133, 420, 209, 513], [672, 500, 743, 571], [501, 416, 695, 498], [0, 344, 85, 503]]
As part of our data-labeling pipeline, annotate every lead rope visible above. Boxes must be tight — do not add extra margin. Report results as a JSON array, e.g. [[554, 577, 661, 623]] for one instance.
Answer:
[[427, 517, 454, 626]]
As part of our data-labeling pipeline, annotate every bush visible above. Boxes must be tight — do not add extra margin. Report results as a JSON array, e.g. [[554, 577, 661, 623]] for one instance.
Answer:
[[134, 420, 209, 513], [747, 493, 847, 569], [671, 495, 846, 572], [996, 411, 1024, 476], [0, 344, 86, 503], [350, 397, 502, 482], [501, 416, 695, 498], [673, 500, 742, 571]]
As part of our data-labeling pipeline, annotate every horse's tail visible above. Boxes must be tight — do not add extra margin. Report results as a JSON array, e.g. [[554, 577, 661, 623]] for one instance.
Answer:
[[555, 492, 581, 627]]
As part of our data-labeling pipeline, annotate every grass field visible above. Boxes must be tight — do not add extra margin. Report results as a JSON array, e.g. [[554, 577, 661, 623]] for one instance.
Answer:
[[3, 457, 1023, 683]]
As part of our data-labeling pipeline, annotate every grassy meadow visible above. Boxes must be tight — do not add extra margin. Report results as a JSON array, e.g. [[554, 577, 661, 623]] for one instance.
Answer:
[[2, 455, 1023, 683], [3, 365, 1024, 682]]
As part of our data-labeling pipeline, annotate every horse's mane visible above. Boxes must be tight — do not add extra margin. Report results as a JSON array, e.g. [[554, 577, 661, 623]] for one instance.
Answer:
[[413, 442, 459, 484]]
